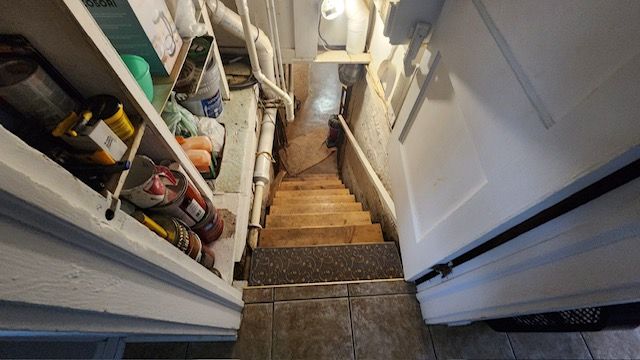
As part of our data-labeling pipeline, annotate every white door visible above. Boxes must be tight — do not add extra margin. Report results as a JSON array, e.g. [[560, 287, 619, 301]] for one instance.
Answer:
[[390, 0, 640, 281]]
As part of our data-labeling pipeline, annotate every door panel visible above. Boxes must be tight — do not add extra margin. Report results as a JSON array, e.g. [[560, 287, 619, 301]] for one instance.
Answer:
[[390, 0, 640, 280]]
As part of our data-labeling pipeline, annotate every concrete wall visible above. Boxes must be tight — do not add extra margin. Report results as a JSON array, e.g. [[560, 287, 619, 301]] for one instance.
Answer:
[[341, 70, 398, 242]]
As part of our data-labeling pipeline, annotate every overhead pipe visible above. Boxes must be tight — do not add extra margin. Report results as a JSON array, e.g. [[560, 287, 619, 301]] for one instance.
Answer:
[[235, 0, 295, 122], [263, 0, 282, 89], [267, 0, 287, 93], [345, 0, 369, 54], [206, 0, 292, 248]]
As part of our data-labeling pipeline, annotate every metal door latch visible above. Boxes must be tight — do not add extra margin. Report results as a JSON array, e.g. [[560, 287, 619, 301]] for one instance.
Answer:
[[432, 262, 453, 278]]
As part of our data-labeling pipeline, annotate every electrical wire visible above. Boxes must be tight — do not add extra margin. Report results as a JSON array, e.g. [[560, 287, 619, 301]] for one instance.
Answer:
[[317, 3, 343, 51]]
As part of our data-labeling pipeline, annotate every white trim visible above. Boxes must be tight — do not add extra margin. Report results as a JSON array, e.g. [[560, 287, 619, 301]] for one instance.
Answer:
[[416, 176, 640, 324]]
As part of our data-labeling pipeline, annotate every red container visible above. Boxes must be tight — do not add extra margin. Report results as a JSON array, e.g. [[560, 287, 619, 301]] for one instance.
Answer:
[[193, 199, 224, 244], [151, 171, 207, 226]]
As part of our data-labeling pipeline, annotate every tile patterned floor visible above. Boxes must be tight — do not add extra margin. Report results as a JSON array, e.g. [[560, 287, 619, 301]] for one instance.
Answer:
[[124, 281, 640, 359]]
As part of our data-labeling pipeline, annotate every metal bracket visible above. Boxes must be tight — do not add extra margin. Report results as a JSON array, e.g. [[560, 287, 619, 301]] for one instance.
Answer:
[[404, 22, 431, 75], [432, 261, 453, 278], [105, 192, 121, 221]]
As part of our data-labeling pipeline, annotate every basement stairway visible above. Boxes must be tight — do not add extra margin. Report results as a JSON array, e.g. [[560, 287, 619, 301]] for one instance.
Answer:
[[249, 173, 404, 286]]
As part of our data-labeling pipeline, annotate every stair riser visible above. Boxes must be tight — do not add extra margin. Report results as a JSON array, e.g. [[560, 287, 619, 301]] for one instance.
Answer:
[[266, 212, 371, 228], [272, 195, 356, 205], [270, 203, 363, 215], [259, 224, 383, 247], [276, 189, 350, 198], [277, 183, 345, 191], [283, 174, 339, 181]]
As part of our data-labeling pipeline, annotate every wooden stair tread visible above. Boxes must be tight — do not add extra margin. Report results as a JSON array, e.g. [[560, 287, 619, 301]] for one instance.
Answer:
[[266, 211, 372, 228], [276, 188, 350, 197], [283, 173, 339, 180], [270, 202, 363, 214], [259, 224, 383, 247], [277, 183, 345, 191], [272, 194, 356, 205], [279, 178, 342, 187]]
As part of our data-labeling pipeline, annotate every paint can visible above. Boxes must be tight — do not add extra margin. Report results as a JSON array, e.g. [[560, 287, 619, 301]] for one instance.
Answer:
[[0, 57, 79, 130], [122, 155, 177, 208], [86, 95, 135, 141], [150, 215, 203, 261], [180, 61, 223, 118], [192, 198, 224, 244], [151, 170, 207, 226], [199, 246, 216, 271]]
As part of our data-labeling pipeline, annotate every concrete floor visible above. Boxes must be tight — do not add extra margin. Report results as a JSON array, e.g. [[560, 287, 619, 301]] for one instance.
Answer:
[[285, 63, 342, 175]]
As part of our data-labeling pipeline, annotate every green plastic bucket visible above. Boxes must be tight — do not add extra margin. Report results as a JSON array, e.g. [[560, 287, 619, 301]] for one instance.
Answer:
[[121, 54, 153, 101]]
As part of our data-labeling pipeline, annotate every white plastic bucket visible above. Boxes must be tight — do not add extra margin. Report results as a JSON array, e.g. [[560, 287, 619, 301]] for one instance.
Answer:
[[181, 61, 223, 118]]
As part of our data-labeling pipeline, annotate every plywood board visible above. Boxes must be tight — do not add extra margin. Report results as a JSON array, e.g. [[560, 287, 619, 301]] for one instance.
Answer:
[[259, 224, 384, 247], [272, 195, 356, 205], [275, 189, 350, 198], [270, 203, 363, 215], [266, 212, 371, 228]]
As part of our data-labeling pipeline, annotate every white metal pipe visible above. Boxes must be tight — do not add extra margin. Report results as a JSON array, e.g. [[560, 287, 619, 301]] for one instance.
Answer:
[[235, 0, 295, 122], [248, 180, 265, 249], [263, 0, 282, 89], [268, 0, 287, 93]]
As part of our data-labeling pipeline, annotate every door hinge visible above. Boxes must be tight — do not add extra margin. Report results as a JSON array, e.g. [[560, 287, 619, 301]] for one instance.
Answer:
[[432, 262, 453, 278]]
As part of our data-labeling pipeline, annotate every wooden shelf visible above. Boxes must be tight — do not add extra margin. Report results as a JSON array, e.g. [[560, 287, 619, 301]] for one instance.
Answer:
[[151, 38, 193, 114]]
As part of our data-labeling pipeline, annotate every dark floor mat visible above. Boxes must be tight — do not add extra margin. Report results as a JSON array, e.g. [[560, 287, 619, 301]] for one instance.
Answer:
[[249, 243, 404, 286]]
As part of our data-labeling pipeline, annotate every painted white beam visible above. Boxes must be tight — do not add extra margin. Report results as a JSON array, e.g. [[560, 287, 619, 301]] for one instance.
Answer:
[[0, 127, 242, 335], [417, 177, 640, 324], [338, 115, 396, 220]]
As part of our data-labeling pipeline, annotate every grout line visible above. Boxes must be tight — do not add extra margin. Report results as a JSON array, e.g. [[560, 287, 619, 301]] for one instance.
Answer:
[[579, 332, 595, 360], [270, 301, 275, 360], [348, 296, 357, 360], [505, 332, 517, 359], [425, 324, 438, 360]]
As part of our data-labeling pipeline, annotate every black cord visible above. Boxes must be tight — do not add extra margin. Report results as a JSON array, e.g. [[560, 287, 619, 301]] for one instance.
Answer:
[[317, 5, 343, 51]]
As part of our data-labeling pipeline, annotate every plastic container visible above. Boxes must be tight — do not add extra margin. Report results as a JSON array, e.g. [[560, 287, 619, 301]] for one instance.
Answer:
[[186, 149, 212, 173], [121, 54, 154, 101], [177, 135, 213, 152], [151, 170, 207, 226], [180, 61, 223, 118], [193, 198, 224, 244], [86, 95, 135, 141], [0, 57, 79, 130]]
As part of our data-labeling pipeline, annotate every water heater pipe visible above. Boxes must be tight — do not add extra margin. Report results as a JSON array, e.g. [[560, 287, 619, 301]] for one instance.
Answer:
[[345, 0, 369, 54]]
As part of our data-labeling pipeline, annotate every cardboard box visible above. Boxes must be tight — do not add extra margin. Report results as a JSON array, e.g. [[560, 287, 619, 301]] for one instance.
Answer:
[[82, 0, 183, 76], [63, 120, 127, 164]]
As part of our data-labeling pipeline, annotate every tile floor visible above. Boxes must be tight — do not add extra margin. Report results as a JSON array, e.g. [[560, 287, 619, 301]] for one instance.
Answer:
[[124, 281, 640, 360]]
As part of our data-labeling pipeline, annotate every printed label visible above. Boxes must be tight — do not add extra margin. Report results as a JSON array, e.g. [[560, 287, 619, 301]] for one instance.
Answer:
[[185, 199, 206, 222]]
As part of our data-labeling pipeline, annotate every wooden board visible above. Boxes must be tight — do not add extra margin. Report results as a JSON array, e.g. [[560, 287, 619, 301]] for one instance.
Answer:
[[259, 224, 384, 247], [283, 174, 339, 181], [279, 179, 342, 187], [270, 202, 363, 215], [266, 212, 372, 228], [275, 189, 350, 198], [277, 182, 345, 191], [272, 195, 356, 205]]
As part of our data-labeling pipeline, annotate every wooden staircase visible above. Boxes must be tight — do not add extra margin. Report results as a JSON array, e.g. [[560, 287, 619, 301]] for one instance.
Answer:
[[249, 173, 403, 286], [259, 173, 385, 248]]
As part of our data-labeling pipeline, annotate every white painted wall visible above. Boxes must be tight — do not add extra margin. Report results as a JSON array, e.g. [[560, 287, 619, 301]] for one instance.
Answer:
[[390, 0, 640, 282]]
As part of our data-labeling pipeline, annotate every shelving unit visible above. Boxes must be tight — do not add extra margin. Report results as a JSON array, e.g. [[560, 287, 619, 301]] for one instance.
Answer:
[[0, 0, 239, 290], [151, 39, 193, 114]]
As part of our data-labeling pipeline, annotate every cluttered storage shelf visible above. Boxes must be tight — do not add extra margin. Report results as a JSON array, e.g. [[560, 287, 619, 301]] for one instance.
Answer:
[[0, 0, 244, 286]]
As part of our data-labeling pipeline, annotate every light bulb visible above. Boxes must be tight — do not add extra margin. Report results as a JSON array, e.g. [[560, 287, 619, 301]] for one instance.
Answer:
[[321, 0, 344, 20]]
